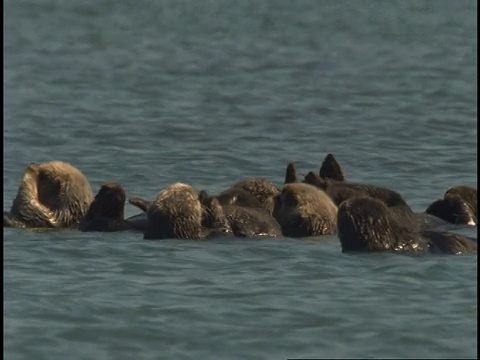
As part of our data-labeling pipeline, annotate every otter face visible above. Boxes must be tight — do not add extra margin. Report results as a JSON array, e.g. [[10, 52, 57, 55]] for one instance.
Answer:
[[425, 195, 477, 226], [445, 186, 477, 216]]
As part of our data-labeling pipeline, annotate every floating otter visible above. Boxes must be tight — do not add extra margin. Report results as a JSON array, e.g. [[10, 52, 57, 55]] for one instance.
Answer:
[[304, 171, 408, 208], [211, 188, 265, 209], [304, 154, 475, 230], [79, 182, 147, 232], [141, 183, 204, 240], [425, 186, 477, 226], [445, 185, 477, 213], [199, 196, 235, 237], [337, 196, 477, 255], [219, 178, 281, 214], [200, 191, 283, 238], [4, 161, 93, 228], [273, 182, 338, 237]]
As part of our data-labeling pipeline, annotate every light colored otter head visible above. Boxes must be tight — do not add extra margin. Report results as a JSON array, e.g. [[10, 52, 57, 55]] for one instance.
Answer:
[[273, 182, 338, 237], [145, 183, 203, 240], [228, 178, 281, 210], [8, 161, 93, 228]]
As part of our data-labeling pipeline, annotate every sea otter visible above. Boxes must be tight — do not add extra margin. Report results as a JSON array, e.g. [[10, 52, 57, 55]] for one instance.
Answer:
[[140, 183, 204, 240], [4, 161, 93, 228], [425, 186, 477, 226], [272, 182, 338, 237], [79, 182, 146, 232], [199, 190, 283, 238], [337, 196, 477, 255], [303, 170, 408, 208], [219, 178, 281, 214]]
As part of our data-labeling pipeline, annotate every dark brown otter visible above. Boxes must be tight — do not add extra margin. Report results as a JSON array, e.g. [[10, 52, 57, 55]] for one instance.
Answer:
[[425, 186, 477, 226], [79, 183, 146, 232], [445, 186, 477, 214], [337, 196, 477, 255], [304, 170, 408, 208], [4, 161, 93, 228], [273, 182, 338, 238], [301, 153, 407, 208], [199, 191, 283, 238]]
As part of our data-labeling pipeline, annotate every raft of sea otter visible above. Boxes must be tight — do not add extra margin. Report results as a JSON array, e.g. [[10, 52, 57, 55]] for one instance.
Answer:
[[3, 154, 477, 255]]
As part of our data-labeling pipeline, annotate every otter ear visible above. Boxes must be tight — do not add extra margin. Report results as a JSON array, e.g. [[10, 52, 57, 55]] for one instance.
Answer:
[[319, 153, 345, 182], [303, 171, 328, 189], [284, 162, 298, 184], [128, 197, 151, 213]]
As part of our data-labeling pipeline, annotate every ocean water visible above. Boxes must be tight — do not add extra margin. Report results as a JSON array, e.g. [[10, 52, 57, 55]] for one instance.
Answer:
[[4, 0, 477, 359]]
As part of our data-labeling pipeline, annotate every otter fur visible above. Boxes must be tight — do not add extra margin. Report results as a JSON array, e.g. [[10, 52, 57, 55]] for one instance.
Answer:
[[143, 183, 203, 240], [200, 191, 283, 238], [273, 182, 338, 237], [4, 161, 93, 228], [79, 182, 146, 232], [425, 186, 477, 226], [337, 196, 477, 255]]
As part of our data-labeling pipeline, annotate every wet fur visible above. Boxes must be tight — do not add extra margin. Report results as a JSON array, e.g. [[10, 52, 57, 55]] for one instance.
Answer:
[[200, 192, 282, 238], [273, 183, 338, 237], [337, 197, 476, 255], [445, 186, 477, 216], [80, 182, 146, 232], [4, 161, 93, 228], [425, 186, 477, 225], [223, 178, 281, 213], [145, 183, 203, 240]]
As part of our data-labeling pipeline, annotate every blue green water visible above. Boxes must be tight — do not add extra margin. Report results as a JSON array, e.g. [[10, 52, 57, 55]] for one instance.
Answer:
[[4, 0, 477, 358]]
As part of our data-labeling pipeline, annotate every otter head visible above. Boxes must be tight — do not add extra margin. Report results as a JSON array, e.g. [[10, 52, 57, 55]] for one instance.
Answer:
[[83, 183, 126, 223], [425, 194, 477, 226], [337, 197, 420, 252], [145, 183, 203, 240], [273, 183, 337, 237], [445, 186, 477, 216], [216, 188, 264, 209], [199, 195, 234, 237], [229, 178, 281, 205], [9, 161, 93, 228]]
